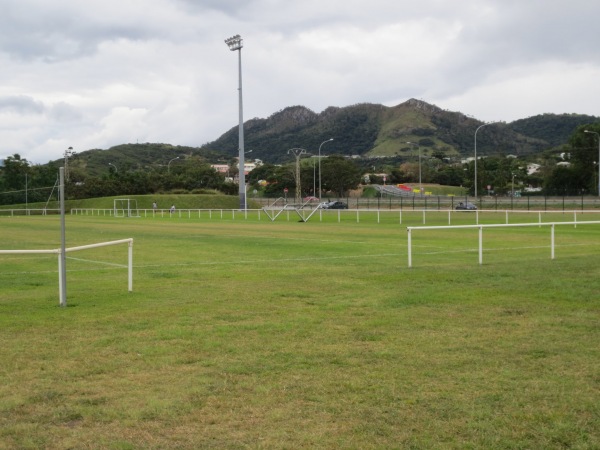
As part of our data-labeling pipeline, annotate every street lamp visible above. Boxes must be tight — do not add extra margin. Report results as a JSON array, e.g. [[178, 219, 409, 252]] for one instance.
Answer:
[[108, 163, 118, 173], [225, 34, 246, 210], [406, 142, 422, 195], [584, 130, 600, 197], [318, 138, 334, 199], [168, 157, 179, 173], [474, 122, 497, 198]]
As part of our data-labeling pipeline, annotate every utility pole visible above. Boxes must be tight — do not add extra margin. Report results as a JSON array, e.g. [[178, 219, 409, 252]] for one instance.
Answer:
[[288, 148, 306, 204]]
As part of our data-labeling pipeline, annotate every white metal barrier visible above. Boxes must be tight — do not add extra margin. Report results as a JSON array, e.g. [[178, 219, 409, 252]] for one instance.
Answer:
[[0, 238, 133, 306], [407, 221, 600, 268]]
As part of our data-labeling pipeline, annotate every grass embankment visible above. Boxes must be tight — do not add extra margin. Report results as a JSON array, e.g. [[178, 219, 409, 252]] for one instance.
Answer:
[[0, 215, 599, 448], [1, 193, 262, 212]]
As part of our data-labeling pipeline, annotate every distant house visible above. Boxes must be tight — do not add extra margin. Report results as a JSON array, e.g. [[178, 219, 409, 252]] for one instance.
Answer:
[[527, 163, 541, 175], [211, 159, 262, 177], [556, 161, 571, 167]]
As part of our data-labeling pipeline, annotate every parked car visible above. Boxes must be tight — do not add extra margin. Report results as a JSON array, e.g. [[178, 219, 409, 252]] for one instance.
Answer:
[[323, 201, 348, 210], [455, 202, 477, 210]]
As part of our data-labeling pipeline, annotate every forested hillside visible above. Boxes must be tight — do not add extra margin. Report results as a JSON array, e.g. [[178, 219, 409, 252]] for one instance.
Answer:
[[507, 113, 599, 147], [201, 99, 598, 163]]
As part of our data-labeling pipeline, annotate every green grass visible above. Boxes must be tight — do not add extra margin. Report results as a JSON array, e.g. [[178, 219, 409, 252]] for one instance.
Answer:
[[1, 214, 599, 449]]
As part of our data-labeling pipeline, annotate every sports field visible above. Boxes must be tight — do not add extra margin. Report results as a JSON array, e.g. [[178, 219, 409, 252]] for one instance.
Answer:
[[1, 212, 599, 448]]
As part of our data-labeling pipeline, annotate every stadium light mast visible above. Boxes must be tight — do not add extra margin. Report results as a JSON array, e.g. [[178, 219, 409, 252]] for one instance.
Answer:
[[64, 147, 74, 181], [225, 34, 246, 210], [474, 122, 497, 199], [584, 130, 600, 197], [318, 138, 333, 199]]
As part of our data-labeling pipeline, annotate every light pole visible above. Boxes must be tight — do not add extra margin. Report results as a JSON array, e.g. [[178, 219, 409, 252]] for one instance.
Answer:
[[225, 34, 246, 210], [406, 141, 422, 195], [584, 130, 600, 197], [167, 157, 179, 173], [108, 163, 117, 173], [288, 148, 307, 204], [64, 147, 75, 181], [474, 122, 497, 198], [318, 138, 334, 199]]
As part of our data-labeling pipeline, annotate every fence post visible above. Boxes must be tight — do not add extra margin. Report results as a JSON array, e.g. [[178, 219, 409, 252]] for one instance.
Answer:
[[128, 240, 133, 292], [551, 224, 555, 260], [478, 226, 483, 265], [407, 228, 412, 268]]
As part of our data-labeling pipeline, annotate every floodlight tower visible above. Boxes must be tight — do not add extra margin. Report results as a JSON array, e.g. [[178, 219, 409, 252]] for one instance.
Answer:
[[225, 34, 246, 210], [64, 147, 75, 181]]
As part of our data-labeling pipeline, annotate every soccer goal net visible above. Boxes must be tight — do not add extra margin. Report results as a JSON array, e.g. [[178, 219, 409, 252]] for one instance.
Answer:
[[114, 199, 140, 218]]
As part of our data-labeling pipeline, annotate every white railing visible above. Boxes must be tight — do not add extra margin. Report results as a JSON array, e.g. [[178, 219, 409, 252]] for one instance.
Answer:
[[0, 209, 60, 216], [406, 221, 600, 268], [68, 207, 600, 226]]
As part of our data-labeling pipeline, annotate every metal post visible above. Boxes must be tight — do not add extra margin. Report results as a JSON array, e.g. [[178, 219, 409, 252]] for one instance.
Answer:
[[551, 224, 555, 259], [128, 240, 133, 292], [407, 228, 412, 268], [478, 226, 483, 265], [59, 167, 67, 307], [225, 35, 246, 210]]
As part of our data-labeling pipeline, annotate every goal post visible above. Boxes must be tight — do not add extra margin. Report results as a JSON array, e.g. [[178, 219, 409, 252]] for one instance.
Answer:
[[114, 199, 140, 218], [0, 238, 134, 306]]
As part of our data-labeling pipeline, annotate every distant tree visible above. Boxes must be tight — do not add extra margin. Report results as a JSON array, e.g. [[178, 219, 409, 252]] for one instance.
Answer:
[[320, 155, 361, 197], [568, 125, 600, 194], [544, 166, 582, 195], [1, 154, 30, 191], [432, 166, 465, 187]]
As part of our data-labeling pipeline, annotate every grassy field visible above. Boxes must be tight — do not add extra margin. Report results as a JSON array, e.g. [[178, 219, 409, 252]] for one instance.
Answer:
[[1, 213, 599, 449]]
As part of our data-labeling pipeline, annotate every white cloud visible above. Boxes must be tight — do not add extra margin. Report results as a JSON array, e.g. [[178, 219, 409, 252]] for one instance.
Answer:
[[0, 0, 598, 164]]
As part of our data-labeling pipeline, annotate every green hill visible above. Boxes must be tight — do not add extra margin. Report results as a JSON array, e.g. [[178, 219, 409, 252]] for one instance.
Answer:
[[201, 99, 600, 163], [44, 100, 600, 172]]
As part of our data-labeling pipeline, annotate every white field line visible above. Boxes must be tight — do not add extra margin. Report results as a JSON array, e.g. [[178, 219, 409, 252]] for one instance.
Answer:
[[66, 256, 128, 268], [1, 241, 598, 276]]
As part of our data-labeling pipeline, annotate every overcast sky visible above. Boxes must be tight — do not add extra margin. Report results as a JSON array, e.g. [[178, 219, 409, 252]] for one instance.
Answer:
[[1, 0, 599, 165]]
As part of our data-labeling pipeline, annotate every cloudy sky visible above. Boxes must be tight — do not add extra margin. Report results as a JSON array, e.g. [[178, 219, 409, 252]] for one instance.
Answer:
[[1, 0, 599, 164]]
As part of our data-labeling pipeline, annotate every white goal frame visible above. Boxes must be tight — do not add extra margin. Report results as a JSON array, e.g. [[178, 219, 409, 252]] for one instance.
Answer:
[[0, 238, 133, 306], [114, 199, 140, 218], [407, 221, 600, 268]]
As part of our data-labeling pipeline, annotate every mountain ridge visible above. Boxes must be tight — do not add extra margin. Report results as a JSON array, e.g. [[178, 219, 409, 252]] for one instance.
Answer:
[[203, 98, 599, 163], [46, 99, 600, 176]]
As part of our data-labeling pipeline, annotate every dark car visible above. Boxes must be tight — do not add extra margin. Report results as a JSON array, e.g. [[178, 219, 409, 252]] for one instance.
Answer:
[[455, 202, 477, 211], [323, 201, 348, 210]]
